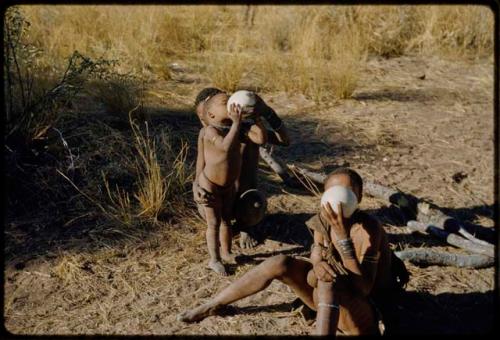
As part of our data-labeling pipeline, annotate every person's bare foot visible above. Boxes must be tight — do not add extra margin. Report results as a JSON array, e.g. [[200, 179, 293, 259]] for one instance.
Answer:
[[177, 303, 219, 323], [239, 231, 258, 249], [208, 259, 228, 276], [221, 252, 237, 264]]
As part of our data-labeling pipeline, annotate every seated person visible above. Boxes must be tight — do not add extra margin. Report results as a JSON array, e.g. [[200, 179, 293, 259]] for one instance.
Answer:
[[197, 92, 267, 276], [178, 167, 409, 335]]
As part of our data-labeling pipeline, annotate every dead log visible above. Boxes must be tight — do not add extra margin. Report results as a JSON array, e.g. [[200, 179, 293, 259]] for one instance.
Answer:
[[406, 221, 494, 257], [394, 249, 494, 269], [416, 202, 495, 245], [259, 146, 291, 182], [263, 153, 495, 246], [291, 165, 494, 245]]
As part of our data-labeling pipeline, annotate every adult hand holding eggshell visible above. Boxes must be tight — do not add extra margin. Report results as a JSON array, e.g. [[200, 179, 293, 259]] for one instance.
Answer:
[[320, 186, 359, 240]]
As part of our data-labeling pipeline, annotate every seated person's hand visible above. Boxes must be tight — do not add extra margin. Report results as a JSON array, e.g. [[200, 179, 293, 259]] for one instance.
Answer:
[[313, 261, 337, 282], [320, 203, 349, 240]]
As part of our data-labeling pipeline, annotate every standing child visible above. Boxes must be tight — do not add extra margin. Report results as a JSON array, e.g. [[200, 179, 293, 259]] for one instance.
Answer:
[[197, 92, 267, 275]]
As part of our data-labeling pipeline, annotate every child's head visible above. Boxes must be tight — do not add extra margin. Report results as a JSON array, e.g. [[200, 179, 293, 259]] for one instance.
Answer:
[[205, 92, 231, 127], [323, 167, 363, 204], [194, 87, 225, 126]]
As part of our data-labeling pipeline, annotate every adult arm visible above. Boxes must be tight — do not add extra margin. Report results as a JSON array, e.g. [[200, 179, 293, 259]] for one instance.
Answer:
[[246, 117, 268, 145], [322, 204, 382, 297], [255, 95, 290, 146], [307, 217, 337, 282]]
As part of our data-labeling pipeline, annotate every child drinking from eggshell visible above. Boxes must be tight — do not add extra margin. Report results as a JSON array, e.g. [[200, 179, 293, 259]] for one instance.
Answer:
[[197, 91, 267, 276]]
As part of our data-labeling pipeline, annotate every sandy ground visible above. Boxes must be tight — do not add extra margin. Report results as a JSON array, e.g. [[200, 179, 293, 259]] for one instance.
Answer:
[[4, 55, 496, 335]]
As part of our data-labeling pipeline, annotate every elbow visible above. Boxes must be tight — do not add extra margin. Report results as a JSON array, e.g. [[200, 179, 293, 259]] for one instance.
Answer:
[[257, 133, 268, 145], [252, 132, 268, 145]]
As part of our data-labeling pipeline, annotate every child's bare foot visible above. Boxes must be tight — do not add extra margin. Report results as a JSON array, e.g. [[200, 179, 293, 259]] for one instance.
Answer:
[[208, 260, 228, 276], [239, 231, 258, 249], [221, 252, 237, 265], [177, 303, 219, 323]]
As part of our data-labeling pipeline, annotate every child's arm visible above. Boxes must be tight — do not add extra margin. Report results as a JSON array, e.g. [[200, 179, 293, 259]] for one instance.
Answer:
[[195, 128, 205, 179], [193, 128, 213, 205], [205, 105, 242, 151]]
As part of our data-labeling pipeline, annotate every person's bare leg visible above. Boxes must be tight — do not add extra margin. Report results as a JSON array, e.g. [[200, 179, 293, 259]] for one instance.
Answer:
[[177, 255, 314, 322], [220, 191, 237, 264], [204, 206, 227, 276], [337, 292, 379, 335], [220, 219, 236, 264], [315, 280, 340, 335]]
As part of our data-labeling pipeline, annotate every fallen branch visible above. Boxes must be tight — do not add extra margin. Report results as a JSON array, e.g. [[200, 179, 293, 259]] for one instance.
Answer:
[[259, 146, 291, 182], [416, 202, 495, 245], [394, 249, 494, 269], [406, 221, 494, 257], [287, 164, 494, 246]]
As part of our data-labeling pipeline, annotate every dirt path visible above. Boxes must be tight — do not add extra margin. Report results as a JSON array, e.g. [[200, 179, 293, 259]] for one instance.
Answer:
[[4, 55, 495, 335]]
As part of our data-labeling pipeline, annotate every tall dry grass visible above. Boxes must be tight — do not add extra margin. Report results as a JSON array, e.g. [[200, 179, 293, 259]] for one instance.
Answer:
[[18, 5, 493, 101], [130, 109, 191, 222]]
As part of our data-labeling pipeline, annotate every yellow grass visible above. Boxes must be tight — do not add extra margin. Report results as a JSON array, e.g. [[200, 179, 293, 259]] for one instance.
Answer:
[[18, 5, 493, 101], [129, 109, 191, 222]]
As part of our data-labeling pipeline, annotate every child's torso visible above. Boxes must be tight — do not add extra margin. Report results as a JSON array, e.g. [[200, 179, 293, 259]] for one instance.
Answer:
[[203, 130, 243, 188]]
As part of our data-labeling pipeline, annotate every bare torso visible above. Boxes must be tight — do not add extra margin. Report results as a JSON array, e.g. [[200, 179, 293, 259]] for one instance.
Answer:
[[202, 127, 243, 188]]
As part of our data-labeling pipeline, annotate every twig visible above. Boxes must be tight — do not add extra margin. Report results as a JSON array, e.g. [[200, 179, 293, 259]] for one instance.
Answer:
[[52, 127, 75, 172]]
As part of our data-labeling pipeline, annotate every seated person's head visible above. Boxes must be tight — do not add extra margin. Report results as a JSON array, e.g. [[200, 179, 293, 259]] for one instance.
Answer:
[[205, 92, 231, 127], [194, 87, 225, 125], [323, 167, 363, 204]]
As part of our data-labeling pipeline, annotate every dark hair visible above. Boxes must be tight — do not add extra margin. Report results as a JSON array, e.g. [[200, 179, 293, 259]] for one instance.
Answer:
[[324, 167, 363, 194], [194, 87, 224, 107]]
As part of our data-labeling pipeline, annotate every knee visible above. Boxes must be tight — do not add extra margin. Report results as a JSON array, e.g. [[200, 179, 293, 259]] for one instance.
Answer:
[[267, 254, 292, 277]]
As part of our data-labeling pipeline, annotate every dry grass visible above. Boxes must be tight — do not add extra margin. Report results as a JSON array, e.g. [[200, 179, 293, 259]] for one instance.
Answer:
[[19, 5, 493, 101], [4, 5, 495, 336], [87, 76, 143, 119]]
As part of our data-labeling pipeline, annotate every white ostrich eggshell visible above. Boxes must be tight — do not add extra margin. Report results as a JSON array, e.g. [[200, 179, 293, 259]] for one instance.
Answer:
[[227, 90, 256, 115], [320, 185, 359, 218]]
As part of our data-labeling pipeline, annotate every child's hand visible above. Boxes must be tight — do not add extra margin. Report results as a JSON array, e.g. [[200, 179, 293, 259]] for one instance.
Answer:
[[228, 103, 243, 123], [193, 181, 214, 205]]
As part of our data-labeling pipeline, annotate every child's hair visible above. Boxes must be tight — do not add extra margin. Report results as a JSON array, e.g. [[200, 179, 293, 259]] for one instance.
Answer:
[[324, 167, 363, 194], [194, 87, 225, 107]]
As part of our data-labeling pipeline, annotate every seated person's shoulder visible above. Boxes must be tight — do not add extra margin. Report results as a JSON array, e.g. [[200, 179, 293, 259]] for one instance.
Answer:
[[305, 213, 323, 233]]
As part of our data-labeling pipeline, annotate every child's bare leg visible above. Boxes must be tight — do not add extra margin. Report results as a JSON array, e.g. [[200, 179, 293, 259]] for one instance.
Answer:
[[204, 206, 227, 276], [220, 220, 236, 264], [220, 192, 236, 264], [177, 255, 314, 322]]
